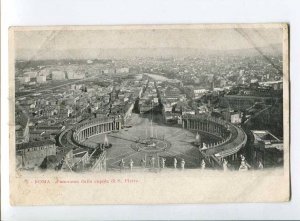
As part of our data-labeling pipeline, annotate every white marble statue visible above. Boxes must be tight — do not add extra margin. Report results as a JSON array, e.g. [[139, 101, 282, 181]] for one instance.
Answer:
[[201, 159, 206, 170], [141, 158, 146, 168], [239, 155, 248, 171], [181, 159, 185, 170], [161, 158, 166, 169], [258, 161, 264, 169], [202, 142, 207, 150], [151, 156, 155, 168], [223, 159, 228, 172], [119, 158, 125, 169], [129, 159, 134, 171]]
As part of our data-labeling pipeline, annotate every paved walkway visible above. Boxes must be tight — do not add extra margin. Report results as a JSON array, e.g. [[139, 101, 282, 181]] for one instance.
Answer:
[[85, 113, 214, 169]]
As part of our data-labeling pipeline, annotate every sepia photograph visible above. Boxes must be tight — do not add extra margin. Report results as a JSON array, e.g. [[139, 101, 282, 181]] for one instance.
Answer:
[[9, 24, 290, 205]]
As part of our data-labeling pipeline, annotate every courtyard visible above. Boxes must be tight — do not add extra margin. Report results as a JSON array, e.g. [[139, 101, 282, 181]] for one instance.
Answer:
[[85, 113, 218, 171]]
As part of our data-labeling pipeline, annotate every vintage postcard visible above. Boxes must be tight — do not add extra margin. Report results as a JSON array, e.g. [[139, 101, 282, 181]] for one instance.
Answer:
[[9, 24, 289, 205]]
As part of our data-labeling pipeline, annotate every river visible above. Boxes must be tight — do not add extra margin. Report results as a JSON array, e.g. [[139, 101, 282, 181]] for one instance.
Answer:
[[136, 73, 170, 81]]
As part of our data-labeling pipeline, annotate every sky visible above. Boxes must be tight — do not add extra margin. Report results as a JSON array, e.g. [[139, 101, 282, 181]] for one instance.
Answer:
[[13, 25, 284, 59]]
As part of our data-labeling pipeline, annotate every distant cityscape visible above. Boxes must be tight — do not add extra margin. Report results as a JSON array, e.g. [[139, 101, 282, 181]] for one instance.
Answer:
[[15, 49, 284, 172]]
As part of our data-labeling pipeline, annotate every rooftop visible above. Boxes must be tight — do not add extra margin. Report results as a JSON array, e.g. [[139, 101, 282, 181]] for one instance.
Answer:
[[251, 130, 283, 150], [17, 140, 56, 150], [251, 130, 281, 142]]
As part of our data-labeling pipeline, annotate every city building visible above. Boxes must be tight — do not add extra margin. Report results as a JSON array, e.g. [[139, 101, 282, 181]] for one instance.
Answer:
[[36, 75, 47, 83], [52, 70, 66, 80], [223, 110, 242, 124], [163, 86, 183, 101], [16, 140, 57, 169], [24, 71, 38, 78], [19, 76, 31, 84], [15, 109, 30, 144], [220, 95, 273, 110], [194, 88, 208, 98], [116, 67, 129, 74], [67, 71, 85, 79], [259, 80, 283, 91], [250, 130, 283, 168]]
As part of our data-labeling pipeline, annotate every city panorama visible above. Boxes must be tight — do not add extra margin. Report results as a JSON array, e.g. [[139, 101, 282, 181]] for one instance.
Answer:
[[14, 27, 285, 173]]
